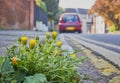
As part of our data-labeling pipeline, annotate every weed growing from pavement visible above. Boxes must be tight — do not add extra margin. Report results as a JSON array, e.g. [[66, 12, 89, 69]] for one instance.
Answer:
[[0, 31, 86, 83]]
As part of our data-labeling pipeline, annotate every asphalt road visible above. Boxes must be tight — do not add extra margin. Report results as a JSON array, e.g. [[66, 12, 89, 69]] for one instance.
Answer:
[[1, 31, 120, 66], [0, 31, 46, 55], [63, 33, 120, 53], [0, 31, 120, 82], [80, 34, 120, 46], [63, 33, 120, 68], [76, 34, 120, 53]]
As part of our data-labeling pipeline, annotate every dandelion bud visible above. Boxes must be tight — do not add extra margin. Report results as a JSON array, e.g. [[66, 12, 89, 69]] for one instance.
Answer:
[[52, 31, 57, 40], [36, 36, 39, 40], [30, 39, 36, 49], [21, 36, 28, 45], [46, 32, 50, 39], [18, 37, 21, 43], [57, 40, 62, 47]]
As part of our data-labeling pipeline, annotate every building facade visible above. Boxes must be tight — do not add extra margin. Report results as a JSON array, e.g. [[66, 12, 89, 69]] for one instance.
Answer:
[[96, 16, 105, 33], [77, 8, 93, 33], [91, 15, 108, 34], [0, 0, 48, 30]]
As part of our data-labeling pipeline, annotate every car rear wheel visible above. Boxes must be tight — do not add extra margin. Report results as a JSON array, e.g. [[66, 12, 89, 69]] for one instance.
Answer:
[[78, 30, 82, 33]]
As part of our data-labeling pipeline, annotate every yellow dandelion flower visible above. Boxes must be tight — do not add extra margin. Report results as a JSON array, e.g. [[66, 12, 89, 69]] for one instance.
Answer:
[[52, 31, 57, 39], [46, 32, 50, 39], [11, 57, 18, 65], [57, 40, 62, 47], [21, 36, 28, 45], [71, 53, 77, 58], [30, 39, 36, 49]]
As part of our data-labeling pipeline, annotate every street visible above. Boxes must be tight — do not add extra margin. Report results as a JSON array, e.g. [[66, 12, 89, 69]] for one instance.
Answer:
[[0, 31, 120, 82], [63, 33, 120, 68], [1, 0, 120, 82], [0, 31, 120, 67], [0, 31, 46, 55]]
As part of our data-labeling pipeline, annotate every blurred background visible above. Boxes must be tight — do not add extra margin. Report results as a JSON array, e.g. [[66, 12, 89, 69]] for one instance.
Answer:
[[0, 0, 120, 33]]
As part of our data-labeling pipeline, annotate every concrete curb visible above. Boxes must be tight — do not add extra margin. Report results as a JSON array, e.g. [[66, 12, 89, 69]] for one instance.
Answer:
[[59, 34, 74, 53]]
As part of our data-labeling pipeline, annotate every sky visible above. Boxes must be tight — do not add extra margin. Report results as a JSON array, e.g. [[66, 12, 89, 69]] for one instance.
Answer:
[[59, 0, 96, 9]]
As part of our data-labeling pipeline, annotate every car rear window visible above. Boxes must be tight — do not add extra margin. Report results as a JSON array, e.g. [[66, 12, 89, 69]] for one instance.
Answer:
[[62, 15, 79, 22]]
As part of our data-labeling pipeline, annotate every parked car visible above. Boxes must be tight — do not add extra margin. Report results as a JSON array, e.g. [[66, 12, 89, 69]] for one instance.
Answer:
[[58, 13, 82, 33]]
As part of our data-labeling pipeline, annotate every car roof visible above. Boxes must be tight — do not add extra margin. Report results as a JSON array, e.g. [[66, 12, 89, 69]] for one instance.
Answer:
[[61, 13, 79, 16]]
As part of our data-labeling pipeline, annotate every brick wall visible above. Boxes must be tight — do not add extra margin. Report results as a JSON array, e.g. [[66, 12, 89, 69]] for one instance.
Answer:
[[0, 0, 34, 30]]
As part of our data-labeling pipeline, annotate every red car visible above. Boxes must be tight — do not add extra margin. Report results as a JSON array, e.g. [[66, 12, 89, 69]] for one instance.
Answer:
[[58, 13, 82, 33]]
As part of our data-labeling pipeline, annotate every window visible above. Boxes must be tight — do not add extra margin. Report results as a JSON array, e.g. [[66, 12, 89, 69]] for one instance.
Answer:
[[63, 15, 79, 22]]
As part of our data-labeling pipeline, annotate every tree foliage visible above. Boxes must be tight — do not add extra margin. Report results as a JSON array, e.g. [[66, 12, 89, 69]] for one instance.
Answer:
[[90, 0, 120, 30], [43, 0, 59, 20], [34, 0, 47, 12]]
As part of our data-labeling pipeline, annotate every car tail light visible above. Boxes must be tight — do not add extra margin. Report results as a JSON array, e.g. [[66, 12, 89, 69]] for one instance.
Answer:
[[59, 19, 63, 23], [59, 18, 65, 23]]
